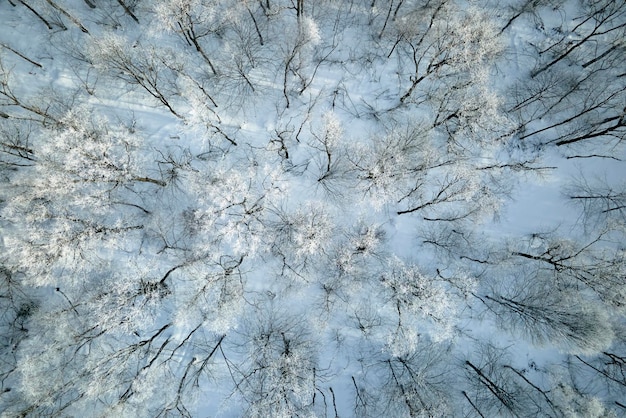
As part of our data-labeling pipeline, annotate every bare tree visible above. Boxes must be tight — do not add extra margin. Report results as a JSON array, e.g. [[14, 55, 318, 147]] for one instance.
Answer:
[[358, 339, 455, 417], [89, 35, 183, 118], [566, 176, 626, 232], [507, 0, 626, 149], [473, 241, 616, 354], [463, 343, 546, 418], [0, 265, 33, 414]]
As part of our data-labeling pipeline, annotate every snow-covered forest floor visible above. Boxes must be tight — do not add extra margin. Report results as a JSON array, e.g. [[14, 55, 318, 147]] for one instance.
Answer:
[[1, 0, 625, 416]]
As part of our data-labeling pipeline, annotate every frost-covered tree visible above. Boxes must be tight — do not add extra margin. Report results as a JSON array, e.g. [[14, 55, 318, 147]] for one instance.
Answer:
[[472, 233, 618, 354], [509, 231, 626, 313], [266, 200, 335, 276], [153, 0, 238, 75], [0, 59, 60, 125], [380, 1, 504, 108], [355, 339, 455, 417], [2, 108, 161, 285], [570, 342, 626, 415], [276, 11, 323, 107], [230, 308, 319, 418], [379, 257, 460, 354]]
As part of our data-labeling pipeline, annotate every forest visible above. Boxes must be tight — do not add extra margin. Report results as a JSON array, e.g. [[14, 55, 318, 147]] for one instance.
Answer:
[[0, 0, 625, 416]]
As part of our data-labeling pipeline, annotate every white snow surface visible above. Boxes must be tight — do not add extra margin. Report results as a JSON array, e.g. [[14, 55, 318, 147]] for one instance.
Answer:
[[0, 0, 625, 417]]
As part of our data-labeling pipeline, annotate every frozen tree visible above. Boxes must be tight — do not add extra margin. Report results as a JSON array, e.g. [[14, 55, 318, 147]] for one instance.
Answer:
[[508, 231, 626, 313], [310, 220, 388, 321], [153, 0, 237, 76], [348, 122, 434, 210], [347, 119, 504, 219], [379, 1, 504, 109], [0, 59, 60, 126], [230, 307, 319, 418], [278, 12, 322, 107], [355, 338, 455, 417], [266, 200, 335, 276], [307, 110, 351, 195], [2, 108, 161, 287], [530, 0, 626, 79], [550, 382, 615, 418], [462, 343, 551, 418], [0, 265, 33, 413], [379, 257, 459, 354], [0, 119, 35, 172], [569, 342, 626, 416]]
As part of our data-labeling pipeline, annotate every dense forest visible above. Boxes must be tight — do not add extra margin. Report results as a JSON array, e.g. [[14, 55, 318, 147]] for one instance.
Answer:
[[0, 0, 625, 416]]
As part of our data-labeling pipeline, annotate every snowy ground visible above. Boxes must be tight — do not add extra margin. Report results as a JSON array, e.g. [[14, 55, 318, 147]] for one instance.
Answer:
[[1, 0, 625, 417]]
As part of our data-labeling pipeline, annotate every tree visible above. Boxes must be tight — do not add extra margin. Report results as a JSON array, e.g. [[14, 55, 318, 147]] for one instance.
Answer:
[[266, 200, 335, 276], [153, 0, 244, 76], [2, 107, 163, 286], [462, 343, 548, 418], [0, 59, 60, 126], [88, 35, 183, 118], [530, 0, 626, 79], [379, 1, 504, 111], [0, 119, 35, 172], [570, 343, 626, 415], [379, 256, 459, 355], [229, 307, 320, 418], [475, 247, 615, 355], [347, 122, 434, 210], [566, 175, 626, 232], [307, 110, 351, 196], [509, 231, 626, 313], [347, 119, 505, 220], [0, 265, 34, 413], [356, 339, 455, 417], [507, 0, 626, 149], [278, 12, 322, 107]]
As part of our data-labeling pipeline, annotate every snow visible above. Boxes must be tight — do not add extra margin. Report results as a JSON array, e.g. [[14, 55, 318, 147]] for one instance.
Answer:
[[0, 0, 625, 416]]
